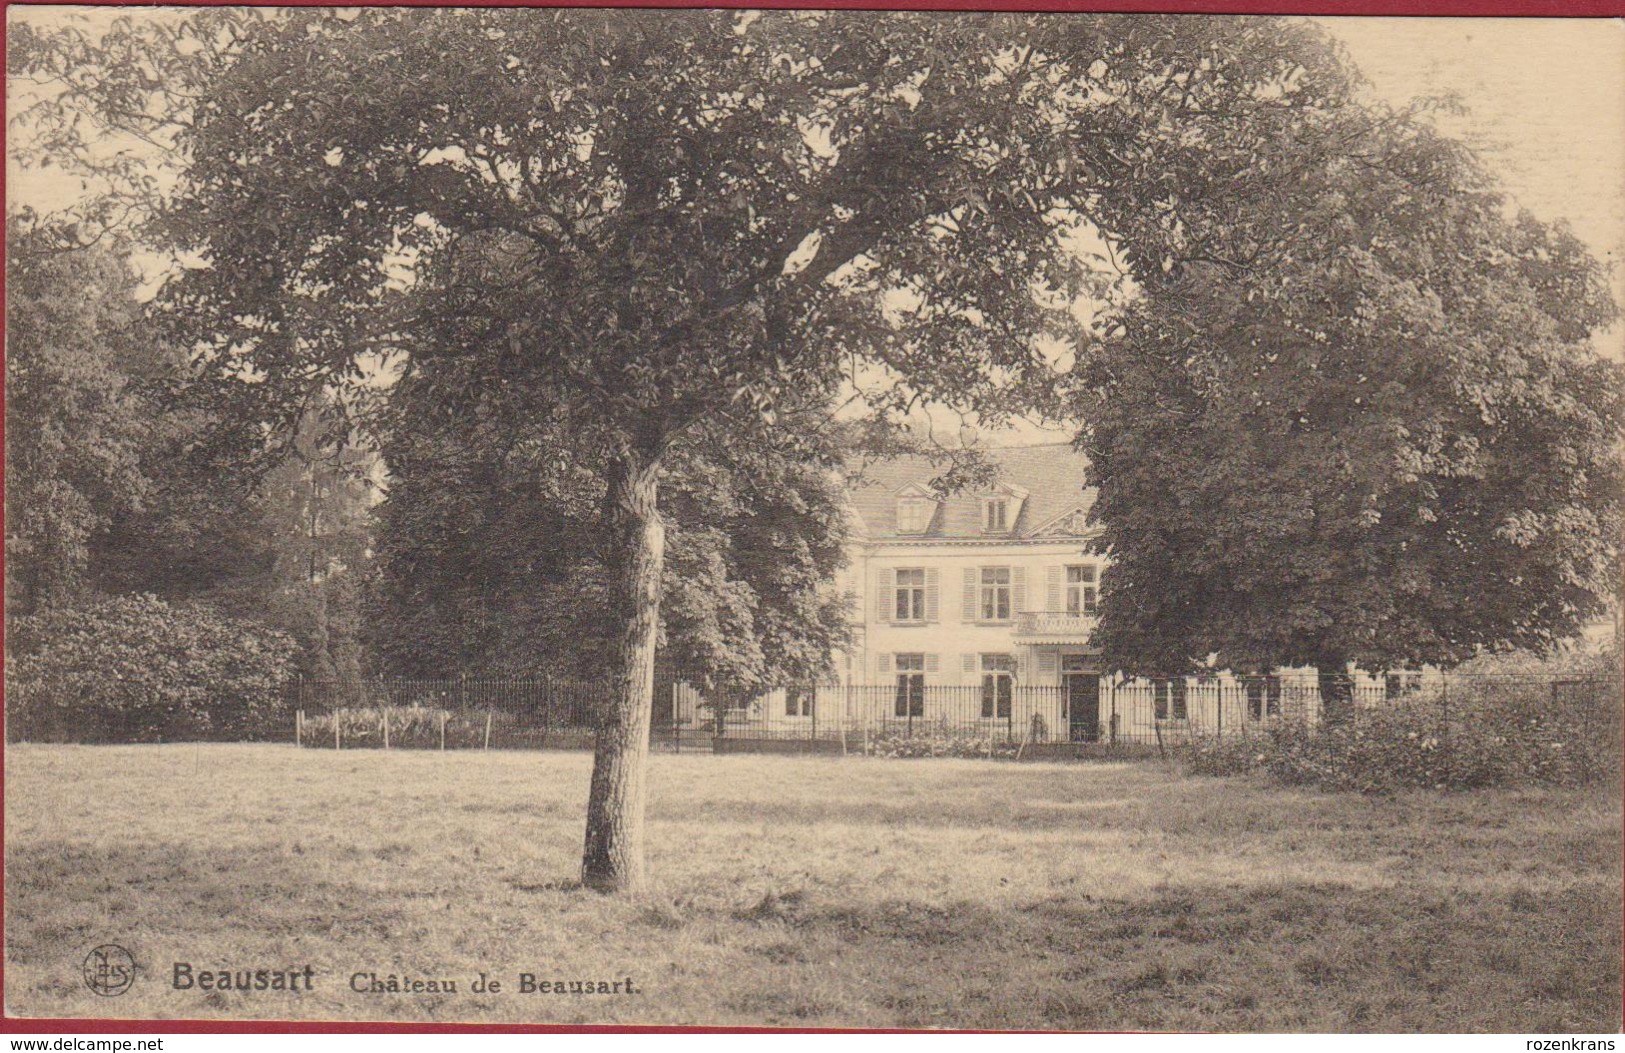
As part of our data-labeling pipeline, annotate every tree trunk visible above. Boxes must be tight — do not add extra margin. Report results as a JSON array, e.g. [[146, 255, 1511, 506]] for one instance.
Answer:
[[1317, 659, 1354, 725], [581, 445, 665, 894]]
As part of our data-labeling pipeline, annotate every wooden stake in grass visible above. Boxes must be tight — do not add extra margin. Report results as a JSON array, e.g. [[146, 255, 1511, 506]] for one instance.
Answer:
[[383, 709, 390, 750], [484, 710, 493, 751], [295, 709, 303, 748], [335, 709, 342, 751], [439, 711, 447, 752]]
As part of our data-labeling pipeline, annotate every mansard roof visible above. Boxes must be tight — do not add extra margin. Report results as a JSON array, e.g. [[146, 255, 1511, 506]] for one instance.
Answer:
[[845, 442, 1097, 540]]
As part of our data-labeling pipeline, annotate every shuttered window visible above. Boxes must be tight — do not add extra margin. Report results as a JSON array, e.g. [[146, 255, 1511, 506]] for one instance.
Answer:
[[980, 567, 1011, 621], [895, 569, 926, 621], [979, 654, 1015, 718], [894, 653, 926, 717], [1066, 565, 1098, 615]]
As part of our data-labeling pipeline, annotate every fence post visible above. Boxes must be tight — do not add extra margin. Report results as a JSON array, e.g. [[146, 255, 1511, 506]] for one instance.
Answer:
[[840, 684, 850, 757], [335, 708, 342, 750], [484, 709, 493, 751], [383, 709, 390, 750], [439, 711, 446, 751], [295, 709, 303, 748]]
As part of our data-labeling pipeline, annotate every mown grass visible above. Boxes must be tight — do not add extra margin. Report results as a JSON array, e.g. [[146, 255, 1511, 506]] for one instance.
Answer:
[[4, 745, 1620, 1030]]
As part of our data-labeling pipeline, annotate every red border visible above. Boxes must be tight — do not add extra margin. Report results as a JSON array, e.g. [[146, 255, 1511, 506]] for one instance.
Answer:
[[3, 0, 1625, 13], [3, 0, 1622, 1037]]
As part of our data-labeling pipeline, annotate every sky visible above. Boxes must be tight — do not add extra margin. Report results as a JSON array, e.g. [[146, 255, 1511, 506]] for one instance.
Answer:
[[8, 9, 1624, 445], [1321, 16, 1625, 342]]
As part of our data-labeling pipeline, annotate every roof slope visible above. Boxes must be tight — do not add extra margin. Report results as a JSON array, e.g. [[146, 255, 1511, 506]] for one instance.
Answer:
[[846, 443, 1096, 540]]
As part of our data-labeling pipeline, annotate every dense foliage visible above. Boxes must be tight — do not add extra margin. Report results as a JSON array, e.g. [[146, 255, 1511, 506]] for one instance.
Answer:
[[366, 360, 852, 693], [4, 225, 159, 613], [5, 219, 372, 691], [1075, 110, 1623, 683], [1186, 679, 1621, 791], [8, 594, 299, 742]]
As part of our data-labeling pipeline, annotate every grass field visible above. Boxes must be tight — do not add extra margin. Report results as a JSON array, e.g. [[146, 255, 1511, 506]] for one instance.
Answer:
[[4, 744, 1620, 1030]]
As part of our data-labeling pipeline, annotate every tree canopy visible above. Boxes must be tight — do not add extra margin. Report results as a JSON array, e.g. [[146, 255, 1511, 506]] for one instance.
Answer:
[[1074, 112, 1623, 681], [5, 222, 163, 612], [368, 367, 851, 691]]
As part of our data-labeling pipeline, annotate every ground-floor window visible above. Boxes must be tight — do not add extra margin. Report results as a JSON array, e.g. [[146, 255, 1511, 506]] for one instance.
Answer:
[[895, 654, 925, 717], [1384, 672, 1423, 700], [1245, 676, 1283, 719], [1060, 653, 1094, 674], [1154, 678, 1188, 720], [786, 686, 813, 717], [980, 654, 1014, 719]]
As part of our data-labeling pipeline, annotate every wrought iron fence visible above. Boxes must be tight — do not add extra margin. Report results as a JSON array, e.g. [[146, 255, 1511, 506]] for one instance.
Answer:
[[283, 671, 1624, 756]]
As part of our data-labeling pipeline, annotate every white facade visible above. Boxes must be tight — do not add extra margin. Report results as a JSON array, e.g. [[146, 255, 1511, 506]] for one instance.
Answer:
[[673, 444, 1421, 744]]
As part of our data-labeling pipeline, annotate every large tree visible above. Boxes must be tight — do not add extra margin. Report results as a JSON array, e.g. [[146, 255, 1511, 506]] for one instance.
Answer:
[[1073, 112, 1623, 707], [26, 8, 1400, 890], [4, 222, 157, 613]]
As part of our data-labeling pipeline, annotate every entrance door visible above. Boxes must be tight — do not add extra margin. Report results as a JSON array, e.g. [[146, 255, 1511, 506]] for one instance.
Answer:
[[1066, 674, 1101, 742]]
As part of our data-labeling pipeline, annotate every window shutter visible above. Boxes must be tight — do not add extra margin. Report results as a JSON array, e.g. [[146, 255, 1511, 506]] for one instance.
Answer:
[[1012, 567, 1028, 613], [962, 567, 978, 622], [1046, 566, 1063, 612], [875, 568, 894, 623], [925, 654, 940, 674], [878, 653, 893, 675], [962, 653, 977, 674], [925, 568, 940, 623], [1015, 652, 1029, 679], [1038, 651, 1059, 675]]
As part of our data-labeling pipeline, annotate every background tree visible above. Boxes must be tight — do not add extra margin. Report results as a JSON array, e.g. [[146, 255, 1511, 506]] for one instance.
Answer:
[[367, 377, 851, 692], [33, 8, 1394, 890], [1074, 114, 1623, 712], [231, 399, 376, 682], [5, 220, 161, 613], [6, 219, 371, 683]]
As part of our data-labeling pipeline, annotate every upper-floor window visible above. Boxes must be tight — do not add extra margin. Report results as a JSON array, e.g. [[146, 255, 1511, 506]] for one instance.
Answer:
[[983, 498, 1009, 533], [894, 568, 927, 622], [980, 567, 1012, 621], [1066, 564, 1099, 616], [898, 497, 935, 534]]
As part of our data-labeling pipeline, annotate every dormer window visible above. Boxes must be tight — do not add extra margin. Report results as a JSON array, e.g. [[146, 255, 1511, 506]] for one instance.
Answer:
[[983, 498, 1010, 533], [896, 491, 937, 534]]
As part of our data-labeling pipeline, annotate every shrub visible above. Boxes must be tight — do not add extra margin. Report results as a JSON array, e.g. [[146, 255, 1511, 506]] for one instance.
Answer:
[[864, 730, 1022, 760], [1184, 735, 1264, 778], [7, 594, 299, 742], [1185, 679, 1621, 792]]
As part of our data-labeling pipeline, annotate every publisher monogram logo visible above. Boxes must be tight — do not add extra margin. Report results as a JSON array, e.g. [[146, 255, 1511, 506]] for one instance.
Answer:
[[83, 944, 136, 997]]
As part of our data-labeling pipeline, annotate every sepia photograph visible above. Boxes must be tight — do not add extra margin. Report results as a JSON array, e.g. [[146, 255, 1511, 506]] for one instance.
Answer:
[[4, 4, 1623, 1034]]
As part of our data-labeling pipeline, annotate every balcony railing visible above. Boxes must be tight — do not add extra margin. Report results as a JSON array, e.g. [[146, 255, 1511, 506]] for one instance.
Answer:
[[1013, 610, 1098, 641]]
